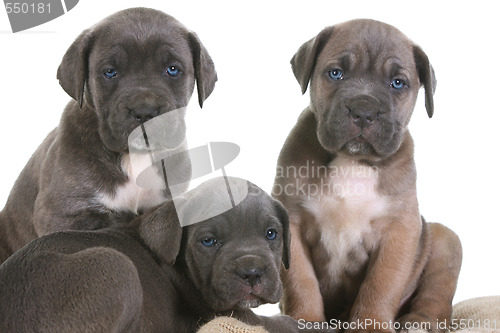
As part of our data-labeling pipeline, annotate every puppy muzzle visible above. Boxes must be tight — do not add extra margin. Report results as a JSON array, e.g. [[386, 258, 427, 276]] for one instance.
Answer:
[[344, 94, 383, 129]]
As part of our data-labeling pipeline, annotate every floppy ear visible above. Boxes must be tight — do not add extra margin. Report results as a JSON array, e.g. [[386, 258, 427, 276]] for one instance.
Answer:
[[413, 45, 437, 118], [138, 201, 183, 265], [188, 32, 217, 108], [57, 28, 94, 108], [291, 26, 334, 94], [272, 199, 291, 270]]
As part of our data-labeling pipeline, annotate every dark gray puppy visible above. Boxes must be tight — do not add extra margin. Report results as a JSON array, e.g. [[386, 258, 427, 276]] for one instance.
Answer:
[[0, 178, 298, 332], [0, 7, 217, 263]]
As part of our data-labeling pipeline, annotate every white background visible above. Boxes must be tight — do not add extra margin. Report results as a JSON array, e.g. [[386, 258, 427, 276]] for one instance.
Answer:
[[1, 0, 499, 316]]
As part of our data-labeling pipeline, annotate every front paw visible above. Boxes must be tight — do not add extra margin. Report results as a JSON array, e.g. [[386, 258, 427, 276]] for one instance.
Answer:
[[346, 329, 395, 333], [345, 329, 394, 333], [346, 328, 394, 333], [396, 313, 443, 333], [344, 318, 396, 333], [282, 302, 327, 323]]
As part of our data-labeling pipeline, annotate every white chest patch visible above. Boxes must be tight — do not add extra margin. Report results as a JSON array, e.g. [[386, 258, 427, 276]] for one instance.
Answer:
[[98, 154, 167, 214], [303, 156, 388, 284]]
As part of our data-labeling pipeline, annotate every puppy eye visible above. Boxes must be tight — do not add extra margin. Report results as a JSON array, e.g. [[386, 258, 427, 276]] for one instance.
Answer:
[[328, 68, 344, 80], [201, 237, 217, 247], [391, 79, 406, 90], [103, 68, 118, 79], [266, 228, 278, 240], [166, 65, 180, 77]]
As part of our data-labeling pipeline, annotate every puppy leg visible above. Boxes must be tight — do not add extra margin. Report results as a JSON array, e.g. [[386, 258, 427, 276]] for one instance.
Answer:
[[348, 216, 422, 333], [397, 223, 462, 333], [0, 247, 143, 332], [281, 220, 326, 322]]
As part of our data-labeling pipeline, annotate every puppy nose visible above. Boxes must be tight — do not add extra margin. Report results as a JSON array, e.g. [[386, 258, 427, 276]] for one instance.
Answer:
[[346, 95, 381, 128], [349, 108, 377, 128], [237, 267, 264, 287], [130, 106, 159, 123]]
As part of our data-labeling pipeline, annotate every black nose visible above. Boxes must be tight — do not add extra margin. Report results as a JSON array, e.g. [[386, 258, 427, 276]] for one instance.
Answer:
[[349, 107, 378, 128], [346, 95, 381, 128], [237, 267, 264, 287], [130, 106, 159, 123]]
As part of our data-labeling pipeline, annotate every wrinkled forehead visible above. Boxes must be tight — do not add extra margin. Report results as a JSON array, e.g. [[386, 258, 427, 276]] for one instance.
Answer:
[[187, 193, 280, 234], [91, 12, 192, 59], [318, 20, 416, 72]]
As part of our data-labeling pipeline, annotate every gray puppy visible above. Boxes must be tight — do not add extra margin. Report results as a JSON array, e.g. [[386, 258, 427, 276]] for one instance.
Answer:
[[0, 178, 298, 332], [0, 7, 217, 263]]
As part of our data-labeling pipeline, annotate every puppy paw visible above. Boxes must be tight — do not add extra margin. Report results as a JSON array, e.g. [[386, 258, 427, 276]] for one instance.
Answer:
[[346, 330, 394, 333], [396, 313, 444, 333], [343, 318, 395, 333]]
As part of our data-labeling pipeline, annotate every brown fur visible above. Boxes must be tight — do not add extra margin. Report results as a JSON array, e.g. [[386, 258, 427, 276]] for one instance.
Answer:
[[274, 19, 462, 332]]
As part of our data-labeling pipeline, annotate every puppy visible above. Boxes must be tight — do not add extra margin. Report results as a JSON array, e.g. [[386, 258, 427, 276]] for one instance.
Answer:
[[274, 19, 462, 332], [0, 177, 298, 332], [0, 7, 217, 263]]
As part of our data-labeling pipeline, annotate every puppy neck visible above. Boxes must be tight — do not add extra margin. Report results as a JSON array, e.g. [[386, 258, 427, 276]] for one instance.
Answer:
[[366, 130, 417, 196]]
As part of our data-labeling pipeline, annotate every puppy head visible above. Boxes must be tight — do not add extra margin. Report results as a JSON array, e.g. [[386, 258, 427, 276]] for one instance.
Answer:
[[182, 180, 290, 311], [291, 19, 436, 161], [57, 7, 217, 153], [137, 177, 290, 312]]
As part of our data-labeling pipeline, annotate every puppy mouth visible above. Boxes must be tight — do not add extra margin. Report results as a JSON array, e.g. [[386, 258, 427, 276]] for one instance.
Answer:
[[127, 112, 187, 152], [227, 282, 279, 310], [235, 292, 265, 309], [352, 135, 369, 144], [341, 135, 377, 156]]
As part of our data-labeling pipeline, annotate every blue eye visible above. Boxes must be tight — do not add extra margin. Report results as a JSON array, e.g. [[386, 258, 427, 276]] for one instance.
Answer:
[[201, 237, 217, 247], [266, 228, 277, 240], [328, 68, 343, 80], [391, 79, 405, 89], [104, 68, 117, 79], [166, 65, 180, 77]]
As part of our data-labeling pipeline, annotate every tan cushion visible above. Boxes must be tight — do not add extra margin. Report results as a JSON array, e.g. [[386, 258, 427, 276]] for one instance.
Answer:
[[198, 297, 500, 333], [197, 316, 269, 333], [451, 296, 500, 333]]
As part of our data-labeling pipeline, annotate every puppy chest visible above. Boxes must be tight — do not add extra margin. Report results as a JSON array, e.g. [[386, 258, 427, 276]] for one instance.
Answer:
[[99, 179, 166, 214], [98, 154, 167, 213], [303, 157, 388, 287]]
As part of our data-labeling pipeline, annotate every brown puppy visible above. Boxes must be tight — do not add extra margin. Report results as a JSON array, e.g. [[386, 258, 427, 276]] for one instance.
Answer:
[[274, 19, 462, 332], [0, 177, 298, 332], [0, 8, 217, 263]]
